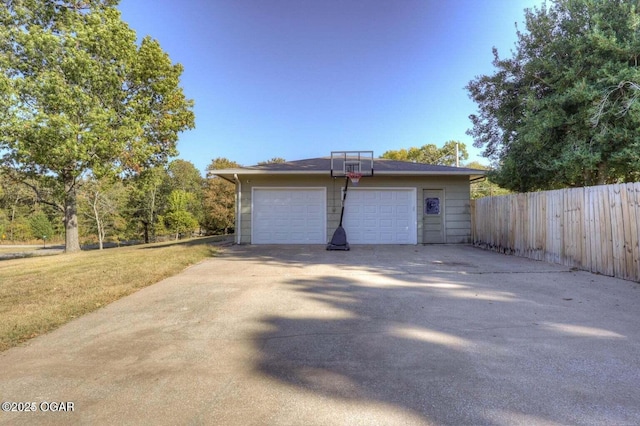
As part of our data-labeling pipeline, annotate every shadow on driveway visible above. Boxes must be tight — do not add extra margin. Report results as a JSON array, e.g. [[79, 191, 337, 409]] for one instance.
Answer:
[[234, 245, 640, 425], [1, 244, 639, 425]]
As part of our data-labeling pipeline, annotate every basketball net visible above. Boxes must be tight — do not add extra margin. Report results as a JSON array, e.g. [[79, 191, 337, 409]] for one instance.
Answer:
[[346, 171, 362, 185]]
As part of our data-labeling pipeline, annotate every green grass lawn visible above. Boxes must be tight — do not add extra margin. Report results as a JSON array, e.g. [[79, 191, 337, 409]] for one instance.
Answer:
[[0, 237, 221, 352]]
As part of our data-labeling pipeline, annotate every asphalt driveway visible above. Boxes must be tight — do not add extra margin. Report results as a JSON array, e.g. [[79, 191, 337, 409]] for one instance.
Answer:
[[1, 245, 640, 425]]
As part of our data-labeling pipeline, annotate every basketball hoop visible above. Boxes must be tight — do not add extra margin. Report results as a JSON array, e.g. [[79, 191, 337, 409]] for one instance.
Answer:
[[346, 171, 362, 185]]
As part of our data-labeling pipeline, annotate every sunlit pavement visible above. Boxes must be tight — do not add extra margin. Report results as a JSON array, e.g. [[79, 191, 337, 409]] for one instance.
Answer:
[[1, 245, 640, 425]]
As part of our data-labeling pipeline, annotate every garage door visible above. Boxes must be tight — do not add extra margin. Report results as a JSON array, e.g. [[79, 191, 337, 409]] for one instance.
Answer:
[[343, 188, 417, 244], [252, 188, 326, 244]]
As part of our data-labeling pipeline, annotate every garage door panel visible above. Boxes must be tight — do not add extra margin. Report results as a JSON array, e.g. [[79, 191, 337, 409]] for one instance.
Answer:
[[380, 233, 394, 243], [344, 189, 416, 244], [253, 188, 326, 244], [379, 219, 393, 228], [379, 205, 393, 214], [276, 218, 290, 227], [290, 218, 305, 227], [363, 219, 377, 227], [364, 205, 377, 214]]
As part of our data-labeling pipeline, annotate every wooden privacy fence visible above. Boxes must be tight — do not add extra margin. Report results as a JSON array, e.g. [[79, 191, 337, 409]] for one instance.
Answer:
[[471, 183, 640, 282]]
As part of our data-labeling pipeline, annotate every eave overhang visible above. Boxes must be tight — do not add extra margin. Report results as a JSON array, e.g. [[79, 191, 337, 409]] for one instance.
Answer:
[[211, 169, 486, 181]]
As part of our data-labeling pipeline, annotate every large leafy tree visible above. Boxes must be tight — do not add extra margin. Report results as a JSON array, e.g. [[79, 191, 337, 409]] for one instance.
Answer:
[[467, 0, 640, 191], [166, 160, 203, 194], [0, 0, 195, 252], [204, 157, 239, 235], [381, 141, 468, 166]]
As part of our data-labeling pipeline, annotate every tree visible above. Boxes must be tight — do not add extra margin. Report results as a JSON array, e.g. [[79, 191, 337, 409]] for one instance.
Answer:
[[126, 166, 168, 243], [203, 158, 239, 235], [78, 176, 127, 249], [591, 80, 640, 182], [0, 173, 36, 240], [467, 0, 640, 191], [29, 211, 54, 245], [0, 210, 8, 241], [465, 162, 512, 199], [438, 141, 469, 166], [257, 157, 286, 165], [0, 1, 195, 252], [166, 160, 203, 193], [164, 189, 198, 240], [165, 159, 204, 231], [381, 141, 468, 166], [10, 216, 32, 241]]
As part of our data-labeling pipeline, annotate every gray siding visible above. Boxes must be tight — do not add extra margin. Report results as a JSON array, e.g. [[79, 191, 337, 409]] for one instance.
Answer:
[[235, 174, 471, 244]]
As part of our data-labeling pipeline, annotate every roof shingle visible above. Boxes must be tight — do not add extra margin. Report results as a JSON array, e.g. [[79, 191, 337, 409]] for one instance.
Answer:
[[211, 157, 485, 178], [247, 157, 483, 173]]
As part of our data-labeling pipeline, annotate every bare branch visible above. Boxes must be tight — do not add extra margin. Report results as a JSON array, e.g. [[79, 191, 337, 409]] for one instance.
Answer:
[[591, 81, 640, 127], [2, 168, 64, 213]]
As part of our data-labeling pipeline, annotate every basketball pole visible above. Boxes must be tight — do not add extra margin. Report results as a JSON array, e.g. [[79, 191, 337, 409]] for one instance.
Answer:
[[339, 176, 349, 227], [326, 176, 351, 250], [327, 150, 373, 251]]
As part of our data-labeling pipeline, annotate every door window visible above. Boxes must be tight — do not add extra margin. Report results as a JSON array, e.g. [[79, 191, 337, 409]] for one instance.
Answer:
[[425, 197, 440, 215]]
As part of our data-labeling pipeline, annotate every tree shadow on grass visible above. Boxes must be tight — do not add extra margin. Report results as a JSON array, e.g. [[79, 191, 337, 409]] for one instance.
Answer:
[[138, 235, 233, 250]]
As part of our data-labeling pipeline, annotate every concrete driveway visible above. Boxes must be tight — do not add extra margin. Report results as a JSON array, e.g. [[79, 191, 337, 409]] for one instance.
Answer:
[[1, 245, 640, 425]]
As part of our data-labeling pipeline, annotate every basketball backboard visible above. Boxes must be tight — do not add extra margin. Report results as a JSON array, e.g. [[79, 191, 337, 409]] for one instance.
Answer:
[[330, 151, 374, 177]]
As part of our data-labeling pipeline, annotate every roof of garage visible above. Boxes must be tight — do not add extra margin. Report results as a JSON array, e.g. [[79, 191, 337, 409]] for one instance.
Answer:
[[211, 157, 486, 180]]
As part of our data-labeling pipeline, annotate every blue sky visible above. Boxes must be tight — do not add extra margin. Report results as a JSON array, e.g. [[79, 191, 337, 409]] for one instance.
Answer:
[[118, 0, 545, 173]]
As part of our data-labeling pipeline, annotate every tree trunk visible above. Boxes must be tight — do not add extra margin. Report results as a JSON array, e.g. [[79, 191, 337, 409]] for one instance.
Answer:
[[10, 202, 17, 241], [64, 180, 81, 253], [149, 187, 156, 243], [597, 162, 608, 185], [91, 191, 104, 250], [142, 220, 149, 244]]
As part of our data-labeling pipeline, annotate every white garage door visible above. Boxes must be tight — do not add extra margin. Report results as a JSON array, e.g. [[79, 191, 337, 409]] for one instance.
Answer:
[[252, 188, 326, 244], [343, 188, 417, 244]]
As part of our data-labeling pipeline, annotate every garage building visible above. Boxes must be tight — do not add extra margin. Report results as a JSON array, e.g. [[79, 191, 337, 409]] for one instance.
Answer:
[[212, 157, 485, 245]]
